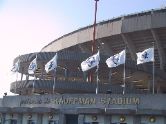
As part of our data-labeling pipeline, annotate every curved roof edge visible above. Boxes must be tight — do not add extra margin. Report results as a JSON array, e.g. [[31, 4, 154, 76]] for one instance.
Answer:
[[41, 7, 166, 51]]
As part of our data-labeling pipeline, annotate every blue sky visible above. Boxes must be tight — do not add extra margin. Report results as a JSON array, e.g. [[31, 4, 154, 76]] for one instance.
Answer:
[[0, 0, 166, 97]]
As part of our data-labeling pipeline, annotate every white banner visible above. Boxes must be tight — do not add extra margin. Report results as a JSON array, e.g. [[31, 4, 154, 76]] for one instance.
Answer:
[[81, 51, 100, 72], [106, 50, 126, 68], [11, 59, 20, 72], [28, 57, 37, 74], [137, 48, 154, 64], [45, 53, 58, 73]]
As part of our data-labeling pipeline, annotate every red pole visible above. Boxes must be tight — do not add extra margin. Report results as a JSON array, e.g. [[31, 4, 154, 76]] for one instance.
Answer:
[[92, 0, 99, 53], [89, 0, 99, 83]]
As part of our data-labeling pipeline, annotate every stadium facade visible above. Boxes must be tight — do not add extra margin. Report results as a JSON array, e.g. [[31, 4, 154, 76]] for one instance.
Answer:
[[0, 8, 166, 124]]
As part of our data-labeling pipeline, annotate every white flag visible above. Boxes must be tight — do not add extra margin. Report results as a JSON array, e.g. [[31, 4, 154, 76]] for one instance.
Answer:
[[45, 53, 58, 73], [106, 50, 126, 68], [81, 51, 100, 72], [11, 59, 20, 72], [137, 48, 154, 65], [28, 56, 37, 74]]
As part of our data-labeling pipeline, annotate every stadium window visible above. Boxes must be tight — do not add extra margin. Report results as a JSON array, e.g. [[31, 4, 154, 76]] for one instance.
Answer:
[[10, 119, 17, 124], [48, 120, 58, 124], [92, 122, 98, 124], [83, 122, 99, 124], [27, 120, 36, 124], [111, 122, 127, 124]]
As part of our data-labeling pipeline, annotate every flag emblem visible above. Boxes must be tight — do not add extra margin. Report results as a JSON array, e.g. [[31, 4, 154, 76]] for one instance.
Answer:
[[137, 48, 154, 64], [45, 53, 58, 73], [112, 55, 120, 65], [81, 51, 100, 72], [106, 50, 126, 68], [86, 56, 96, 67], [28, 57, 37, 74], [11, 59, 20, 72]]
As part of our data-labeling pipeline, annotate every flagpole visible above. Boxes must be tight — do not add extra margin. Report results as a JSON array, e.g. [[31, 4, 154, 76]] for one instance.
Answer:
[[109, 69, 111, 83], [15, 58, 20, 94], [53, 70, 56, 94], [32, 54, 37, 94], [123, 47, 126, 95], [15, 72, 18, 93], [89, 0, 99, 83], [96, 64, 99, 94], [152, 42, 155, 94], [32, 75, 35, 94]]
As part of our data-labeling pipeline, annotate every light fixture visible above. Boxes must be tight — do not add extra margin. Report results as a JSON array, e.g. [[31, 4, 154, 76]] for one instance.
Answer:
[[149, 116, 156, 123], [28, 114, 32, 119], [49, 114, 53, 119], [92, 115, 97, 121], [132, 80, 143, 83], [119, 115, 125, 122], [4, 92, 7, 96]]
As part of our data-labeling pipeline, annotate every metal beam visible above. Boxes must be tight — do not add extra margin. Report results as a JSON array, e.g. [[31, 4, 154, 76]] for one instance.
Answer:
[[121, 33, 150, 76], [151, 29, 166, 70], [121, 33, 137, 61]]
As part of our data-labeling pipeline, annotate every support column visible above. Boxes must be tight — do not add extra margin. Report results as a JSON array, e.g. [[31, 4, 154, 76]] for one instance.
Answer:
[[37, 114, 43, 124], [17, 114, 23, 124], [104, 115, 111, 124], [121, 33, 137, 61], [78, 114, 84, 124], [164, 116, 166, 124], [59, 114, 65, 124], [2, 113, 6, 124], [151, 29, 166, 70], [133, 116, 141, 124]]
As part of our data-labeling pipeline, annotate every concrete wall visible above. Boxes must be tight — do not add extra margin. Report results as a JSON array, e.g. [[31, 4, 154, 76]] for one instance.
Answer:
[[2, 94, 166, 111], [1, 113, 166, 124], [141, 116, 165, 124], [111, 115, 133, 124], [3, 113, 59, 124], [84, 115, 104, 124], [0, 94, 166, 124], [4, 114, 18, 124], [42, 114, 59, 124], [0, 99, 3, 107], [22, 113, 37, 124]]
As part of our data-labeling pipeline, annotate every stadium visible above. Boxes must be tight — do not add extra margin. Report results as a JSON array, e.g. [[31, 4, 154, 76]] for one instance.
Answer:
[[0, 7, 166, 124]]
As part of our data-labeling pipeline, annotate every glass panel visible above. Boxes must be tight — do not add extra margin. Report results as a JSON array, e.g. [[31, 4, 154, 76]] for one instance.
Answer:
[[111, 122, 127, 124], [48, 120, 58, 124], [27, 120, 36, 124], [84, 122, 99, 124], [10, 119, 17, 124], [92, 122, 98, 124]]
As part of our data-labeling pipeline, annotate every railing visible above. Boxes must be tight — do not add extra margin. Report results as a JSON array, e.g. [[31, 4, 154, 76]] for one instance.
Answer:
[[10, 79, 145, 95]]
